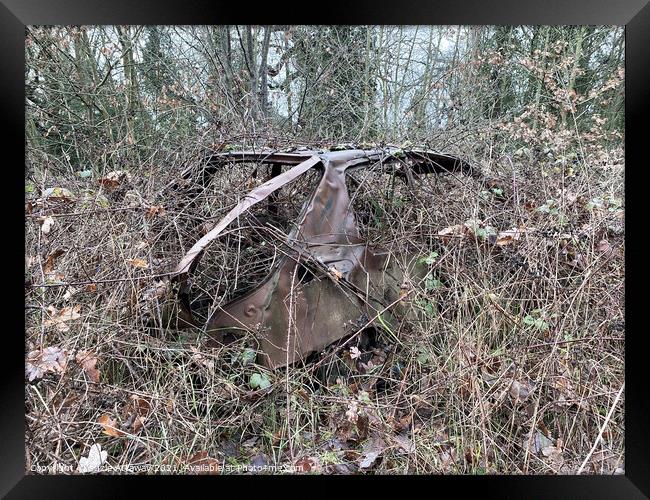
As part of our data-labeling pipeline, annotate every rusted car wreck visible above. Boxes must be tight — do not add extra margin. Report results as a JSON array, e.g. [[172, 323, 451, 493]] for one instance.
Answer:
[[171, 147, 481, 369]]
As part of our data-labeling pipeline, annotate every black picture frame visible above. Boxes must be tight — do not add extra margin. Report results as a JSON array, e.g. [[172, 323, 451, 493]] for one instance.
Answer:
[[4, 1, 646, 497]]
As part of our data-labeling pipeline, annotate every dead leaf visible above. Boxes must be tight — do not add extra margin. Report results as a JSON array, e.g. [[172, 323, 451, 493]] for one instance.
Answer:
[[126, 258, 149, 269], [42, 187, 75, 202], [350, 346, 361, 360], [84, 283, 98, 293], [43, 305, 81, 332], [146, 205, 165, 219], [437, 224, 470, 243], [62, 287, 78, 301], [98, 414, 124, 437], [132, 416, 147, 433], [187, 451, 220, 474], [392, 434, 415, 454], [509, 379, 532, 403], [129, 394, 151, 417], [524, 429, 554, 455], [190, 346, 215, 371], [26, 346, 69, 381], [40, 216, 55, 234], [77, 443, 108, 473], [99, 170, 132, 189], [596, 239, 613, 254], [345, 401, 359, 424], [495, 227, 532, 246], [75, 350, 100, 383], [295, 456, 321, 473], [358, 437, 386, 469], [43, 249, 65, 273]]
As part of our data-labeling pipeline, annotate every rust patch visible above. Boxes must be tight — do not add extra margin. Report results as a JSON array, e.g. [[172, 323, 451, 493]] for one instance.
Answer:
[[171, 148, 480, 368]]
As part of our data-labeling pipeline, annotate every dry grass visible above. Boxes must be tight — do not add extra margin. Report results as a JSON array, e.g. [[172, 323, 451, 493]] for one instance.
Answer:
[[25, 133, 624, 475]]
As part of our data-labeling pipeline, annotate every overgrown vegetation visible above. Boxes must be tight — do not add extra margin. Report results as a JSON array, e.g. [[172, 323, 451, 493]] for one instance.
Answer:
[[25, 26, 624, 475]]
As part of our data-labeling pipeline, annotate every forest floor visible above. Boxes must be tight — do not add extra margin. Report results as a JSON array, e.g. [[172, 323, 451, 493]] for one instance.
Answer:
[[25, 136, 625, 475]]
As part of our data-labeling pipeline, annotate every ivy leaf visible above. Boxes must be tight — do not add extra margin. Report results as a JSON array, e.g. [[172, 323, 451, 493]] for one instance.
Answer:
[[249, 372, 271, 390], [418, 251, 439, 265], [425, 278, 443, 290], [241, 348, 257, 366], [523, 315, 537, 326]]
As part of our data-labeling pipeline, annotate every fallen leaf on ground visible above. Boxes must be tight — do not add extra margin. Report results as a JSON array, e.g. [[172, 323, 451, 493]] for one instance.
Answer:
[[43, 249, 65, 273], [75, 350, 100, 383], [187, 451, 220, 474], [77, 443, 108, 473], [509, 379, 533, 403], [126, 258, 149, 269], [392, 433, 415, 454], [524, 429, 554, 455], [43, 305, 81, 332], [295, 456, 321, 473], [99, 170, 132, 189], [146, 205, 166, 219], [98, 414, 124, 437], [495, 227, 531, 246], [40, 216, 55, 234], [129, 394, 151, 417], [345, 401, 359, 424], [542, 445, 563, 460], [437, 224, 470, 243], [42, 187, 75, 202], [62, 286, 78, 301], [358, 437, 386, 469], [26, 346, 69, 381], [191, 346, 215, 371], [349, 346, 361, 359], [596, 239, 613, 254]]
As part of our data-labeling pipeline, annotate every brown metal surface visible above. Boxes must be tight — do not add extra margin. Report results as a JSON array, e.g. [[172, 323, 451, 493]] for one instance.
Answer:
[[171, 147, 480, 368]]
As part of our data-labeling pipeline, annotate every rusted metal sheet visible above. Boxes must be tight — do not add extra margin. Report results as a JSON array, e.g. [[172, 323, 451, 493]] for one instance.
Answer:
[[171, 147, 480, 369]]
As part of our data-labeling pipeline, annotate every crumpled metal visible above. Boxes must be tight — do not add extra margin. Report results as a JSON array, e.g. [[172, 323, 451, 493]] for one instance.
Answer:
[[171, 147, 480, 368]]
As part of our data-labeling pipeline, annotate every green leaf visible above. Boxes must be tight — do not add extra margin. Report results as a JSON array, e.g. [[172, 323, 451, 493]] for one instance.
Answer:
[[536, 319, 549, 331], [523, 315, 537, 326], [419, 251, 439, 266], [25, 183, 35, 194], [241, 348, 257, 366], [416, 350, 430, 365], [249, 372, 271, 390], [425, 252, 439, 265], [474, 225, 496, 241], [425, 278, 443, 290]]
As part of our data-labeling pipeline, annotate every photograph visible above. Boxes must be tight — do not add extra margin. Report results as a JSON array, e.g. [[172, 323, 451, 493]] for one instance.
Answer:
[[24, 24, 625, 476]]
